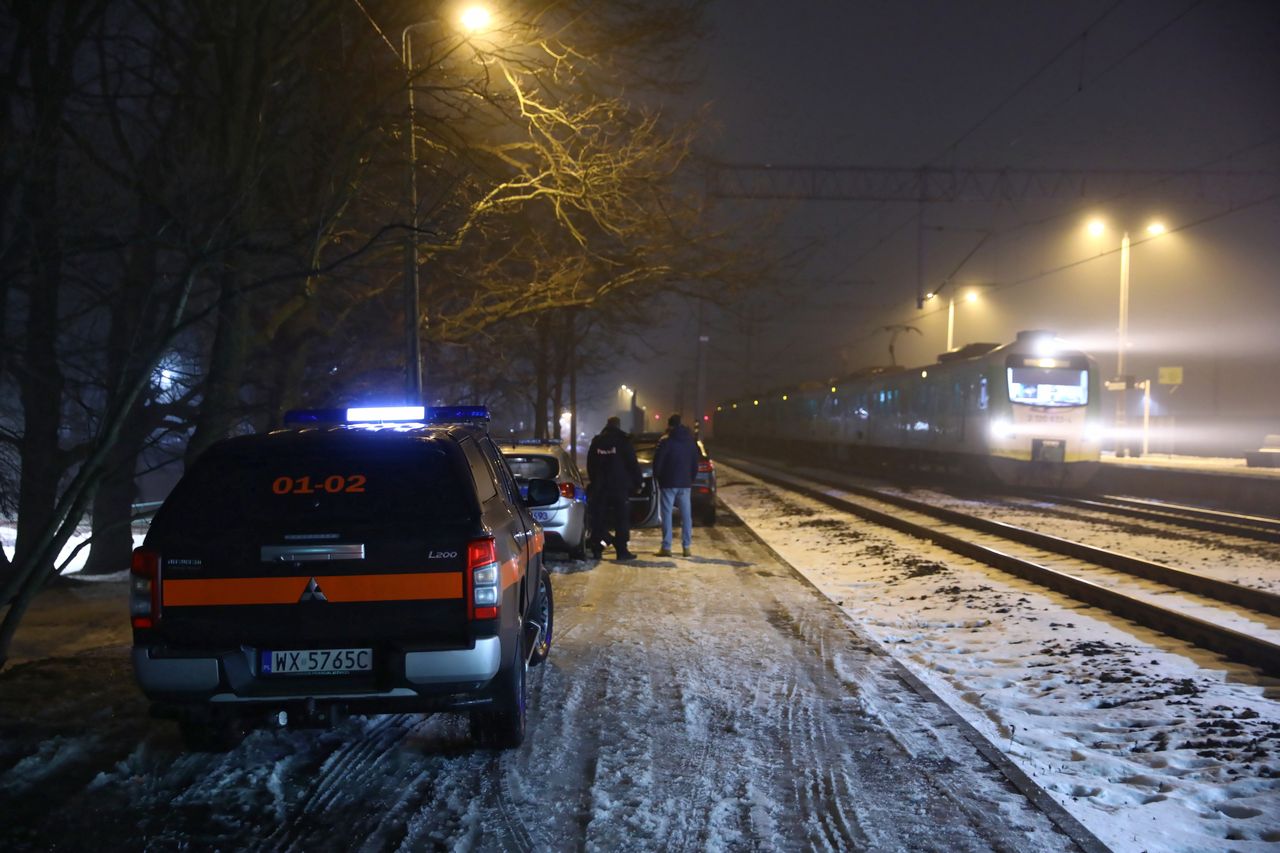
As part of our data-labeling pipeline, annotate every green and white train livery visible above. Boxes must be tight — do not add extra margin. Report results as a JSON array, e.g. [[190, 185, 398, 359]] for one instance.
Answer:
[[715, 330, 1102, 488]]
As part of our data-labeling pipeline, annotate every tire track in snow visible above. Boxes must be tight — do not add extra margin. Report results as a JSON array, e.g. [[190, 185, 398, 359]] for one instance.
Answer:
[[714, 521, 1020, 851], [264, 714, 410, 851], [703, 525, 871, 850]]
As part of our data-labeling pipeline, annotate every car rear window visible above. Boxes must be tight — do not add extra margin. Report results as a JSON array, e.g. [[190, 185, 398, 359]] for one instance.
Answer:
[[154, 439, 474, 536], [502, 454, 559, 480]]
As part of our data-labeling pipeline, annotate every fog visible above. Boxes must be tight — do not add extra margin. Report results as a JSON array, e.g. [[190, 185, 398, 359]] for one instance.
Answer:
[[616, 0, 1280, 456]]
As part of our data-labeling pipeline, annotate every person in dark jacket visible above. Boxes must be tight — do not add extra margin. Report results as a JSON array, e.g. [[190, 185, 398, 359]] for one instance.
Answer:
[[651, 413, 700, 557], [586, 416, 642, 560]]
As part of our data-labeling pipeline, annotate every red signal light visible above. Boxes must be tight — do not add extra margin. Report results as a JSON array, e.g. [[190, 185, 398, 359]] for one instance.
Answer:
[[467, 538, 500, 621], [467, 538, 497, 570]]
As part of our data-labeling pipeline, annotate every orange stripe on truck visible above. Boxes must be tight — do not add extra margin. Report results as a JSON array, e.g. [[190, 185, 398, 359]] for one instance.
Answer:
[[318, 573, 463, 602], [501, 557, 521, 590], [162, 572, 464, 606]]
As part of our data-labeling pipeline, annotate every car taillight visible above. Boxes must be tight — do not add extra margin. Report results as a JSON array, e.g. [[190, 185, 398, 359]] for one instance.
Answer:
[[558, 482, 575, 500], [130, 547, 160, 629], [698, 460, 714, 473], [467, 538, 500, 620]]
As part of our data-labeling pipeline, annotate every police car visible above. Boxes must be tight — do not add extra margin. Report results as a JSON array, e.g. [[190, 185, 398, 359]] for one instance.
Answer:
[[498, 439, 588, 559], [130, 406, 554, 751]]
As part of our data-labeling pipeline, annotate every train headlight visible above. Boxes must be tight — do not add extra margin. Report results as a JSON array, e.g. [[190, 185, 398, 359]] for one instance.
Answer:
[[990, 419, 1013, 440], [1030, 336, 1058, 358], [1085, 423, 1105, 443]]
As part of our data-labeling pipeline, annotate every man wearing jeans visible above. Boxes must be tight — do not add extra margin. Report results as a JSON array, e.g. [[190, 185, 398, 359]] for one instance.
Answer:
[[651, 414, 700, 557]]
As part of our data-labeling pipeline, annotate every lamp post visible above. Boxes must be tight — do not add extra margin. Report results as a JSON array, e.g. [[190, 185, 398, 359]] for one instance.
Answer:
[[401, 6, 493, 404], [402, 23, 425, 405], [619, 384, 643, 433], [923, 285, 983, 352], [1087, 217, 1166, 456], [946, 288, 980, 352]]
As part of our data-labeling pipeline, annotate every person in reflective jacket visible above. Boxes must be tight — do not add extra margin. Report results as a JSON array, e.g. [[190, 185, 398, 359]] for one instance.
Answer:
[[651, 413, 700, 557], [586, 416, 641, 561]]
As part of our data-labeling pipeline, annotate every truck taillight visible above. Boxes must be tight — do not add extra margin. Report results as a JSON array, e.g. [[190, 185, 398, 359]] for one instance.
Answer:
[[558, 482, 576, 500], [698, 460, 714, 473], [467, 538, 500, 620], [130, 547, 160, 629]]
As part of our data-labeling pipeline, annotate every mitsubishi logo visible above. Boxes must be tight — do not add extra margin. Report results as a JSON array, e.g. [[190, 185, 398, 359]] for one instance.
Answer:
[[298, 577, 328, 603]]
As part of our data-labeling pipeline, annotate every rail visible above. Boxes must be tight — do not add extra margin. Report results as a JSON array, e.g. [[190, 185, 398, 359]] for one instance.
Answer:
[[723, 454, 1280, 676], [1041, 494, 1280, 544]]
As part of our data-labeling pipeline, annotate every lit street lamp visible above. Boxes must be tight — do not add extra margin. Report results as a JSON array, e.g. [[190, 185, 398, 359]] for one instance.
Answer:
[[618, 384, 645, 433], [924, 285, 984, 352], [1087, 217, 1167, 455], [402, 6, 493, 404]]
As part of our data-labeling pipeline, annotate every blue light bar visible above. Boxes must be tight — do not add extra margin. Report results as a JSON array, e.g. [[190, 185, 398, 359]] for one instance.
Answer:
[[283, 405, 488, 429], [346, 406, 426, 423], [427, 406, 491, 423]]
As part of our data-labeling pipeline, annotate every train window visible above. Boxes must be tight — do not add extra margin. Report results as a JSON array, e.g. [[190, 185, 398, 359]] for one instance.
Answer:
[[978, 377, 989, 410], [1007, 367, 1089, 406]]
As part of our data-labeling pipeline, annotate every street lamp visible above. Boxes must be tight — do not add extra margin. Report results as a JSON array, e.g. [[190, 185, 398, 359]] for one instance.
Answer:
[[618, 384, 645, 432], [1086, 217, 1167, 455], [402, 6, 494, 404], [924, 286, 984, 352]]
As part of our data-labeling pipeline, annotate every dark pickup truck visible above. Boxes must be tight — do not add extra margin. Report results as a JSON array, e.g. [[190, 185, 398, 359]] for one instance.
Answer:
[[131, 406, 555, 750]]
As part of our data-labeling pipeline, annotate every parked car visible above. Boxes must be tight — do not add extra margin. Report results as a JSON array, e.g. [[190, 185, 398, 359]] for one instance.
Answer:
[[630, 432, 717, 527], [498, 439, 588, 559], [131, 405, 555, 751]]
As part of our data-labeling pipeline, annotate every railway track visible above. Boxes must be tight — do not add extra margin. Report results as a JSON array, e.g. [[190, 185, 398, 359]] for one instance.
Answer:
[[1034, 493, 1280, 544], [722, 454, 1280, 676]]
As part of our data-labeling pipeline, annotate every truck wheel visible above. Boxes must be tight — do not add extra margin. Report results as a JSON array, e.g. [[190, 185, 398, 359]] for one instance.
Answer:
[[702, 503, 717, 526], [470, 640, 527, 749], [568, 531, 587, 561], [528, 569, 553, 667]]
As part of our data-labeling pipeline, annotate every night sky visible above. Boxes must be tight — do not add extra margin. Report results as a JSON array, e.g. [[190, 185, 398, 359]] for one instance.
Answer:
[[614, 0, 1280, 453]]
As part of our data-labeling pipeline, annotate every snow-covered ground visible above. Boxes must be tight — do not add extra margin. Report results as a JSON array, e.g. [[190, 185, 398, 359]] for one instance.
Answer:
[[3, 480, 1278, 851], [0, 525, 144, 576], [866, 485, 1280, 595], [1, 520, 1087, 852], [714, 463, 1280, 853], [1101, 452, 1280, 479]]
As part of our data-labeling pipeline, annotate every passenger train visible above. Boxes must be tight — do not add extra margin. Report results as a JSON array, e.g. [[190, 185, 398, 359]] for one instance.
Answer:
[[713, 330, 1103, 488]]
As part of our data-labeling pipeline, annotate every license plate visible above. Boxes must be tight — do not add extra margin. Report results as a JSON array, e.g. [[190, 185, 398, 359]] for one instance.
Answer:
[[532, 510, 554, 522], [261, 648, 372, 676]]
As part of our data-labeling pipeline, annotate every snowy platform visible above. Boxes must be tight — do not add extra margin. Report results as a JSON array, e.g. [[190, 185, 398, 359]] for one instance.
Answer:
[[1095, 453, 1280, 515]]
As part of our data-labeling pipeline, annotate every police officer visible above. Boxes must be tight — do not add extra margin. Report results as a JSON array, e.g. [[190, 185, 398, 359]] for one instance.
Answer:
[[586, 416, 641, 561]]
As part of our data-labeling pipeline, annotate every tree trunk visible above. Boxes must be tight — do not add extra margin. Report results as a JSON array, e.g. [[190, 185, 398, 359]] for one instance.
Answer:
[[14, 141, 66, 577], [185, 271, 250, 465], [82, 201, 165, 575], [80, 406, 148, 574]]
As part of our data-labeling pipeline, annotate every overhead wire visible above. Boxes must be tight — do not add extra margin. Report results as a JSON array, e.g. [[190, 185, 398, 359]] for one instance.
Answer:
[[926, 0, 1127, 166], [850, 0, 1243, 341], [851, 189, 1280, 348], [348, 0, 400, 59]]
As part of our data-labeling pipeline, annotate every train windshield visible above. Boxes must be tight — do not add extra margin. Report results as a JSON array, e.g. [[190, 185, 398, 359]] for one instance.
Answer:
[[1006, 367, 1088, 407]]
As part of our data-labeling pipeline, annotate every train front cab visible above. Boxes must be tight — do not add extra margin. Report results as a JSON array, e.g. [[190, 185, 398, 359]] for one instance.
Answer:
[[984, 348, 1102, 488]]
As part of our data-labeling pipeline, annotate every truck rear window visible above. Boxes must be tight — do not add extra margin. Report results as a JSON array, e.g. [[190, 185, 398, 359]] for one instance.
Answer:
[[155, 442, 473, 536]]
